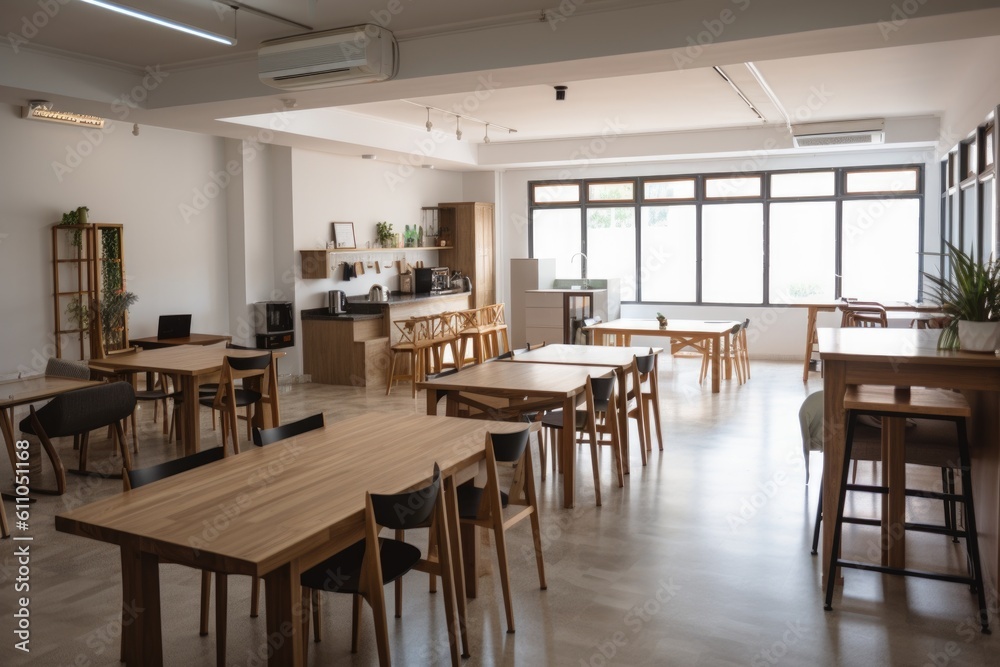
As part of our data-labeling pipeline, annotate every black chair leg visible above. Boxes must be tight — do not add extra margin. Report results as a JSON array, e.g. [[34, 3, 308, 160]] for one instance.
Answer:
[[825, 410, 858, 612], [811, 485, 823, 556], [956, 420, 990, 634]]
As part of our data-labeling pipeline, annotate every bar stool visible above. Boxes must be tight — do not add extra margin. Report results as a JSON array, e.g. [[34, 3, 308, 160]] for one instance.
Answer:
[[386, 316, 434, 397], [823, 385, 990, 633]]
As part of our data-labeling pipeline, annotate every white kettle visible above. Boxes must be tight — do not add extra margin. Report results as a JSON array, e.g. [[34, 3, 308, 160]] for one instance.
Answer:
[[367, 284, 390, 302]]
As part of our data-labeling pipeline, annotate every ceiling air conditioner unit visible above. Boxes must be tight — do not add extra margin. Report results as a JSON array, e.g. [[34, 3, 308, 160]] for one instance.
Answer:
[[791, 119, 885, 148], [258, 24, 398, 91]]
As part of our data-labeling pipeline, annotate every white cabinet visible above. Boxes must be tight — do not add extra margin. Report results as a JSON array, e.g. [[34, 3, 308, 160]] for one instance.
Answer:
[[524, 289, 607, 345], [510, 258, 556, 348]]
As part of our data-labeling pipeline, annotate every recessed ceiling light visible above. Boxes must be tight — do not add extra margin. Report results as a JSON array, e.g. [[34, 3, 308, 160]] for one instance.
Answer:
[[361, 154, 376, 160]]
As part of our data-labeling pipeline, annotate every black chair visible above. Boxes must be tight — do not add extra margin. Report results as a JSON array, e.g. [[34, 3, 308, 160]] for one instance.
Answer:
[[540, 374, 621, 506], [456, 429, 546, 633], [252, 412, 325, 446], [199, 343, 258, 433], [19, 381, 136, 494], [123, 447, 227, 665], [300, 464, 464, 665]]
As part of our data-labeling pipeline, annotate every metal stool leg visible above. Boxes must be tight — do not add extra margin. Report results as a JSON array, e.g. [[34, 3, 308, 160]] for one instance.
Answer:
[[825, 409, 858, 611], [956, 419, 990, 634]]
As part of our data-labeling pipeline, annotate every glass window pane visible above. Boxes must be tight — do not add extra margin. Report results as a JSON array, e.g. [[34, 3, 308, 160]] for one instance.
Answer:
[[588, 181, 634, 202], [841, 199, 920, 302], [768, 202, 837, 303], [533, 183, 579, 203], [531, 208, 581, 277], [587, 207, 637, 301], [770, 171, 835, 198], [845, 169, 918, 194], [702, 203, 763, 303], [705, 175, 761, 198], [985, 128, 994, 167], [644, 179, 695, 200], [640, 206, 696, 302]]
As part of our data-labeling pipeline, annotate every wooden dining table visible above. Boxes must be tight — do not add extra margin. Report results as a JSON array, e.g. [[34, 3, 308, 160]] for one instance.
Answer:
[[88, 346, 280, 455], [818, 327, 1000, 594], [129, 333, 233, 350], [793, 301, 944, 381], [584, 318, 739, 393], [509, 344, 663, 473], [55, 413, 528, 666], [419, 361, 612, 508]]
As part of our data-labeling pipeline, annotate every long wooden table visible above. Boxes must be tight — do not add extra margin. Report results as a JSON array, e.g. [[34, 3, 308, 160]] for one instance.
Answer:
[[129, 333, 232, 350], [584, 319, 738, 393], [509, 344, 663, 473], [818, 328, 1000, 594], [419, 361, 611, 508], [55, 413, 528, 666], [88, 346, 279, 455], [793, 301, 944, 381]]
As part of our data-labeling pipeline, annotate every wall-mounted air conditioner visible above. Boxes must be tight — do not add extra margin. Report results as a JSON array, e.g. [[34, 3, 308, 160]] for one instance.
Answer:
[[791, 119, 885, 148], [258, 24, 397, 91]]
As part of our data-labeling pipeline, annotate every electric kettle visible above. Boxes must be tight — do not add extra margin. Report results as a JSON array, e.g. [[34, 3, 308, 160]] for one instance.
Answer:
[[328, 289, 347, 314], [367, 284, 390, 302]]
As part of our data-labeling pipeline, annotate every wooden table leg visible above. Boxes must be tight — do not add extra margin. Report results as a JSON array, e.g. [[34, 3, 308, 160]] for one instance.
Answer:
[[616, 367, 630, 474], [264, 561, 304, 667], [443, 475, 471, 657], [803, 306, 818, 382], [121, 542, 163, 667], [179, 376, 199, 456], [724, 334, 733, 380], [822, 361, 847, 588], [1, 407, 20, 481], [710, 336, 721, 393], [882, 416, 907, 569], [562, 395, 576, 508], [426, 387, 439, 415]]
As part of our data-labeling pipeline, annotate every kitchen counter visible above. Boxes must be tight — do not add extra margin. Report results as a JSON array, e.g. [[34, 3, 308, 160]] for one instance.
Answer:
[[300, 307, 382, 322]]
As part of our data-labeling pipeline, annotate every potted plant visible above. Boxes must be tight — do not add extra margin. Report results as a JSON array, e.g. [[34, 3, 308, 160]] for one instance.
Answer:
[[59, 205, 90, 250], [656, 312, 668, 328], [375, 221, 394, 248], [923, 242, 1000, 351]]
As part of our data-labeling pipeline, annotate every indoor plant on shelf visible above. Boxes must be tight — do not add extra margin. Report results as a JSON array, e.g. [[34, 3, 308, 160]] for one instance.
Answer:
[[375, 221, 394, 248], [923, 242, 1000, 351]]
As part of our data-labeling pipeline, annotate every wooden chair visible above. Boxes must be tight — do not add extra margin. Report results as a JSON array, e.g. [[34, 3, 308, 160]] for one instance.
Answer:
[[456, 430, 546, 633], [19, 381, 136, 493], [299, 465, 464, 665], [840, 302, 888, 327], [454, 307, 492, 365], [485, 303, 511, 360], [426, 312, 462, 375], [699, 320, 751, 386], [123, 447, 227, 665], [386, 316, 436, 397], [198, 354, 277, 455], [540, 374, 622, 506], [200, 343, 259, 436], [627, 350, 663, 462]]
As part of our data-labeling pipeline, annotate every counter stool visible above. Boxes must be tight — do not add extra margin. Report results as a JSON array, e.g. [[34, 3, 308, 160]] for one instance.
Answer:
[[386, 316, 434, 397], [456, 307, 493, 365], [823, 385, 990, 633]]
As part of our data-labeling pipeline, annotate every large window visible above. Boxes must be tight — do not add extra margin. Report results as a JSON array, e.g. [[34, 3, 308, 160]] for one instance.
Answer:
[[529, 166, 924, 305]]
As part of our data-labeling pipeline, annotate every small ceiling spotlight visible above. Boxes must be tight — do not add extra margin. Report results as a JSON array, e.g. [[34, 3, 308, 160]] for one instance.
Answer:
[[361, 154, 376, 160], [422, 164, 435, 169], [455, 115, 462, 140], [132, 123, 140, 136], [554, 85, 567, 101], [425, 107, 432, 132], [483, 124, 491, 144], [281, 98, 298, 109]]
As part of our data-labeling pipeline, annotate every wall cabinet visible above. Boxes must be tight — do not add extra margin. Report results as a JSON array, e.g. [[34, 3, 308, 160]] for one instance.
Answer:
[[437, 202, 495, 308]]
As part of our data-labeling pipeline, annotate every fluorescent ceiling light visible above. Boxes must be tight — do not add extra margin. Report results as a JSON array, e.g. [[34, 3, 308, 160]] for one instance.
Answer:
[[22, 101, 106, 128], [78, 0, 236, 46]]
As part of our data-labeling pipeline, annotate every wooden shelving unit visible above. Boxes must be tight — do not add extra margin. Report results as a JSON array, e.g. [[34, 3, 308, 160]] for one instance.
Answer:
[[299, 247, 452, 280], [51, 222, 130, 359]]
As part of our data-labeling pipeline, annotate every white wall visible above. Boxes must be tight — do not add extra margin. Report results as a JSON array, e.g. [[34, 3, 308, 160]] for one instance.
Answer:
[[0, 104, 229, 375], [496, 147, 938, 359], [287, 149, 464, 374]]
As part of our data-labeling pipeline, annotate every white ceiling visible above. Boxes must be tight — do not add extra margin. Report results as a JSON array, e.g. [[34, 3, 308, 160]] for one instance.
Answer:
[[2, 0, 1000, 167]]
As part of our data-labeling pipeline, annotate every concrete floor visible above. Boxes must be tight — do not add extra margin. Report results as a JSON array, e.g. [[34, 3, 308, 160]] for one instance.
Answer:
[[0, 358, 995, 666]]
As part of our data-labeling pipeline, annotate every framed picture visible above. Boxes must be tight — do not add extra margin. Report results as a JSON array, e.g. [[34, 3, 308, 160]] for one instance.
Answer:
[[331, 222, 356, 249]]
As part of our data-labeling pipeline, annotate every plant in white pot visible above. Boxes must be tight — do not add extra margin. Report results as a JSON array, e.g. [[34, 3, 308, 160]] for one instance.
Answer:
[[923, 242, 1000, 351]]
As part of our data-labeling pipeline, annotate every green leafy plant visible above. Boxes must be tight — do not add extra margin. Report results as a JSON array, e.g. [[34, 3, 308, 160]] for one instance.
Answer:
[[375, 221, 394, 248], [99, 227, 137, 350], [655, 311, 667, 326], [922, 241, 1000, 349], [59, 206, 90, 249]]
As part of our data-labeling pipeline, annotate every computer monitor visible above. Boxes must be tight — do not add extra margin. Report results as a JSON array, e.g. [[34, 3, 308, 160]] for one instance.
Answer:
[[157, 314, 192, 340]]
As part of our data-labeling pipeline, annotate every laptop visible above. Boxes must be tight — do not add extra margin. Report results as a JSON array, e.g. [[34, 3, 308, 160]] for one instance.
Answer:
[[157, 314, 192, 340]]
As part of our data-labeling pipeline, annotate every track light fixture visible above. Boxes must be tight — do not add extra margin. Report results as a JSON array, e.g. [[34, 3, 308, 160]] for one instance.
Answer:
[[402, 100, 517, 143], [555, 85, 567, 101], [78, 0, 237, 45]]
